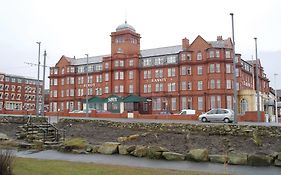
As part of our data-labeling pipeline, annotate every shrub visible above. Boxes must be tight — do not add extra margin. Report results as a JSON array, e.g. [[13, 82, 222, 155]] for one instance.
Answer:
[[0, 149, 14, 175]]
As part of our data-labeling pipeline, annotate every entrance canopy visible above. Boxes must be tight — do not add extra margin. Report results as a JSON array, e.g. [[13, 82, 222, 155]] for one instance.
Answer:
[[105, 94, 123, 103], [123, 94, 148, 103], [88, 96, 105, 103]]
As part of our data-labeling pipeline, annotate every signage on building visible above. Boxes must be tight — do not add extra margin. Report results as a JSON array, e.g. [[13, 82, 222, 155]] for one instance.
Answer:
[[108, 97, 118, 102], [151, 78, 167, 83]]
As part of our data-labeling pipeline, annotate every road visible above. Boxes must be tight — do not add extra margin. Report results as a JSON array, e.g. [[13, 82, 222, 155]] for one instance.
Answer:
[[16, 150, 281, 175]]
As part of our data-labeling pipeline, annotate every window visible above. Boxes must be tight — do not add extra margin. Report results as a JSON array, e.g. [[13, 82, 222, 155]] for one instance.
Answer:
[[215, 50, 220, 58], [129, 84, 134, 93], [209, 50, 215, 58], [187, 97, 192, 109], [216, 64, 220, 73], [144, 84, 152, 93], [54, 68, 58, 75], [61, 78, 64, 85], [105, 73, 109, 81], [119, 71, 124, 80], [181, 66, 187, 75], [181, 97, 186, 110], [210, 96, 216, 109], [226, 80, 232, 89], [143, 58, 152, 67], [114, 60, 119, 67], [181, 53, 186, 61], [152, 98, 161, 110], [70, 89, 74, 96], [104, 63, 109, 69], [209, 64, 215, 73], [114, 86, 119, 93], [197, 66, 203, 75], [53, 90, 57, 97], [198, 97, 203, 110], [181, 81, 186, 90], [70, 67, 75, 73], [119, 60, 124, 67], [114, 72, 119, 80], [235, 68, 239, 77], [119, 85, 124, 93], [168, 68, 176, 77], [155, 69, 163, 78], [217, 96, 221, 108], [61, 68, 65, 74], [210, 79, 215, 89], [53, 79, 58, 85], [198, 81, 203, 90], [227, 96, 232, 109], [225, 50, 231, 59], [129, 59, 134, 67], [171, 98, 177, 110], [88, 88, 92, 95], [144, 70, 151, 79], [70, 77, 74, 84], [226, 64, 231, 73], [96, 75, 102, 83], [187, 81, 192, 90], [117, 48, 123, 53], [168, 83, 176, 92], [104, 86, 109, 94], [128, 71, 134, 80], [61, 90, 64, 97], [197, 52, 202, 60], [187, 53, 192, 60], [217, 80, 221, 89], [187, 66, 192, 75], [167, 55, 177, 64]]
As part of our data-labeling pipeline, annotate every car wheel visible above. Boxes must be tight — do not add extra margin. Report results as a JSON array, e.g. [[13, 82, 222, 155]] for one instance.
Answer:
[[201, 117, 207, 122], [223, 118, 230, 123]]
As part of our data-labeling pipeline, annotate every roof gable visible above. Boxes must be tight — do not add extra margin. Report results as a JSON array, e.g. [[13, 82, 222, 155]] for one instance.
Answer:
[[188, 35, 211, 50], [55, 55, 72, 67]]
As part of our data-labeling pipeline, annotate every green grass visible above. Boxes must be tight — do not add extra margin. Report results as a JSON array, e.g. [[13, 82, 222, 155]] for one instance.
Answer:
[[13, 158, 233, 175]]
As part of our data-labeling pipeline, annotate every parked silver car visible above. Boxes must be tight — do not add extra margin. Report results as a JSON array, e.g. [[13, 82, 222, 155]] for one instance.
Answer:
[[198, 108, 234, 123]]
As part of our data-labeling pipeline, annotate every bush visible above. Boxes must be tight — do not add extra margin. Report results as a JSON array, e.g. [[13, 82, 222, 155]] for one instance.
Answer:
[[0, 149, 14, 175]]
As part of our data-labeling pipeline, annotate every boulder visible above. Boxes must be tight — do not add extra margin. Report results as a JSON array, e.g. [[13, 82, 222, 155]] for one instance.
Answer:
[[147, 146, 169, 159], [98, 142, 120, 155], [228, 153, 248, 165], [92, 145, 100, 153], [127, 134, 140, 141], [187, 149, 209, 162], [85, 145, 93, 153], [209, 154, 228, 164], [247, 154, 272, 166], [278, 152, 281, 160], [118, 145, 136, 155], [274, 159, 281, 167], [0, 133, 9, 140], [131, 145, 148, 157], [72, 149, 88, 154], [117, 137, 128, 142], [162, 152, 185, 161]]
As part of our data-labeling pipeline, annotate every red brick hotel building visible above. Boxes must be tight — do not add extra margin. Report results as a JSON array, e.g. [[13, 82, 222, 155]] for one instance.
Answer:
[[49, 22, 269, 114]]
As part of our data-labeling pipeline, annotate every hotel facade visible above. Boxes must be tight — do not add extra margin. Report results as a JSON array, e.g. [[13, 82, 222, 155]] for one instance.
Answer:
[[0, 72, 43, 114], [48, 22, 270, 114]]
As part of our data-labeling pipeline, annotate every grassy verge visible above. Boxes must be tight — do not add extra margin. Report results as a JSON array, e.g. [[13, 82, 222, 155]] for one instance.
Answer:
[[13, 158, 233, 175]]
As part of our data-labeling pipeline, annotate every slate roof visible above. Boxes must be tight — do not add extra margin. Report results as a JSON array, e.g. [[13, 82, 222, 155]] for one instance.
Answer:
[[69, 55, 109, 65], [140, 45, 182, 57]]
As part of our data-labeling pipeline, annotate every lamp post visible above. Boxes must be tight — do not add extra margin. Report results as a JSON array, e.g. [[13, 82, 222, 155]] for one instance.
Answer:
[[85, 54, 89, 117], [274, 73, 278, 123], [42, 50, 47, 117], [254, 37, 261, 122], [36, 42, 41, 117], [230, 13, 238, 123]]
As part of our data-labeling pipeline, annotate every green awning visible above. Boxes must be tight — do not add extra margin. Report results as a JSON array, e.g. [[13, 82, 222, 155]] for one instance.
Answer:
[[123, 95, 147, 103], [88, 96, 104, 103], [105, 94, 123, 103]]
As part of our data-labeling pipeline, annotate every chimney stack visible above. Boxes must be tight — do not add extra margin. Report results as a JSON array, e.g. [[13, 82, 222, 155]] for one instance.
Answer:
[[217, 36, 223, 41], [182, 37, 189, 51]]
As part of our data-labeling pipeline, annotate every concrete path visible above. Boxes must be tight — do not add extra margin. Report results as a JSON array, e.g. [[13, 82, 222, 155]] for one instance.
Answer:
[[16, 150, 281, 175]]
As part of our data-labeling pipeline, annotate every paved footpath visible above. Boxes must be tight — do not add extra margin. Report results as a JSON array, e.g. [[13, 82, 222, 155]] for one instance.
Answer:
[[16, 150, 281, 175]]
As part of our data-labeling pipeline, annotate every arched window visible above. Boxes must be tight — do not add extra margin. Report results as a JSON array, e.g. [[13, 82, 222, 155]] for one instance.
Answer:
[[241, 99, 248, 114]]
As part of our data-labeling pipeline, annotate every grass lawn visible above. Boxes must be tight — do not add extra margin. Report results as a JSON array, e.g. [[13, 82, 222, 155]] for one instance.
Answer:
[[13, 158, 232, 175]]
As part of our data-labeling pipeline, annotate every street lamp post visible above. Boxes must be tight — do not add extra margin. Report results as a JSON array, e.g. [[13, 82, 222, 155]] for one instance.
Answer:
[[36, 42, 41, 117], [274, 73, 278, 123], [85, 54, 89, 117], [254, 37, 261, 122], [230, 13, 238, 123], [42, 50, 47, 117]]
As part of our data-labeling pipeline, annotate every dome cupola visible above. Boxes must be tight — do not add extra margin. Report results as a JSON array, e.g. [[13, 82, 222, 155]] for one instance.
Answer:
[[116, 21, 136, 32]]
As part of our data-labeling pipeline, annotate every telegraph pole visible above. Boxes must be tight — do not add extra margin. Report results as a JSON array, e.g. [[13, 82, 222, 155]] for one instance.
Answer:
[[42, 50, 47, 117], [254, 38, 261, 122], [36, 42, 41, 117], [230, 13, 238, 123]]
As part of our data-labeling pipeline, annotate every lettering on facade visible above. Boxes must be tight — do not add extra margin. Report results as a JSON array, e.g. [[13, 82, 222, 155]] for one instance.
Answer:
[[108, 97, 118, 102], [151, 78, 167, 83]]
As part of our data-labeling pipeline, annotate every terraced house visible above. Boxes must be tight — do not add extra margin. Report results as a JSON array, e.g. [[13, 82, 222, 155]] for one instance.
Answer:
[[48, 22, 270, 114], [0, 72, 43, 115]]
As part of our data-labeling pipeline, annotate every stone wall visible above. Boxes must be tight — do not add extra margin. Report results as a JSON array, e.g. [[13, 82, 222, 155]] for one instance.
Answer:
[[0, 115, 47, 124], [60, 118, 281, 137]]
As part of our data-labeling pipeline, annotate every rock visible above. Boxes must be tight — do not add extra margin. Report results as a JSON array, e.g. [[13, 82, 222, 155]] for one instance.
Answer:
[[209, 154, 228, 164], [127, 134, 140, 141], [187, 149, 209, 162], [98, 142, 120, 155], [0, 133, 9, 140], [117, 137, 128, 142], [270, 152, 279, 159], [228, 152, 248, 165], [278, 152, 281, 160], [86, 145, 93, 153], [72, 149, 88, 154], [247, 154, 272, 166], [118, 145, 136, 155], [162, 152, 185, 161], [92, 145, 100, 153], [131, 145, 148, 157], [274, 159, 281, 167], [146, 146, 169, 159], [18, 142, 34, 149], [224, 125, 231, 132]]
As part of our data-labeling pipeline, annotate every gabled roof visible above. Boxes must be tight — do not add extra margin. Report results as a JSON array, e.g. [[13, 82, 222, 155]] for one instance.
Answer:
[[208, 37, 232, 49]]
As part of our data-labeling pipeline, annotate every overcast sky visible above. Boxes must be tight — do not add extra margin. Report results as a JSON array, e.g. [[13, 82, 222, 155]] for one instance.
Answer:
[[0, 0, 281, 88]]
